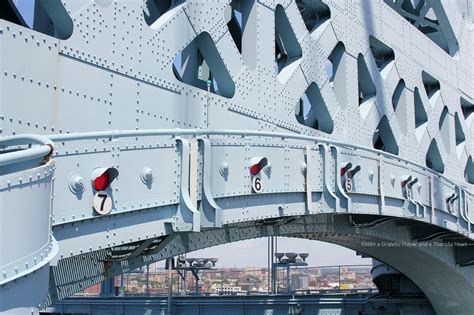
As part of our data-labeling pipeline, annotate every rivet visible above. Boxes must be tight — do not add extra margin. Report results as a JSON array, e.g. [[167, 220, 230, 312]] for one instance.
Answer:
[[68, 172, 85, 194], [300, 162, 307, 175], [219, 162, 229, 177]]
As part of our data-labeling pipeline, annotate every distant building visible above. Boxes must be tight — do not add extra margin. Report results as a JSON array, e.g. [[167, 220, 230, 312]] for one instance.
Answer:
[[291, 274, 309, 290], [214, 284, 242, 294]]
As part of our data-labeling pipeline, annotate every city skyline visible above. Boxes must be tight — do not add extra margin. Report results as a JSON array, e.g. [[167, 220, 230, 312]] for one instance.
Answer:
[[187, 237, 371, 268]]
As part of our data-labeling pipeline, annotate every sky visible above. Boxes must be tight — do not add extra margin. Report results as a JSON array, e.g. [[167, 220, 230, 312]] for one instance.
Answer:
[[187, 237, 371, 268], [9, 1, 370, 269], [12, 0, 34, 27]]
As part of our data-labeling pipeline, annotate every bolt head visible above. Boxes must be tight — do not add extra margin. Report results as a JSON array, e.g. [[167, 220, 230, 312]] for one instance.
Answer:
[[140, 167, 153, 184], [219, 162, 229, 177], [68, 172, 85, 194]]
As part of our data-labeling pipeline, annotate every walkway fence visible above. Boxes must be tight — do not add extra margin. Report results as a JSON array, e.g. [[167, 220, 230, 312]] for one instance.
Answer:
[[78, 265, 376, 297]]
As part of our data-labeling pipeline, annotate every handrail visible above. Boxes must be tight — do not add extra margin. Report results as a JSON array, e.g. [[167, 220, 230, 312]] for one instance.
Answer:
[[0, 134, 54, 168], [47, 128, 473, 194]]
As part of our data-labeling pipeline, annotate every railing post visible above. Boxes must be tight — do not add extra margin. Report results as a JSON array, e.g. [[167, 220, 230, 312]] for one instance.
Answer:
[[338, 266, 341, 291], [167, 259, 173, 315]]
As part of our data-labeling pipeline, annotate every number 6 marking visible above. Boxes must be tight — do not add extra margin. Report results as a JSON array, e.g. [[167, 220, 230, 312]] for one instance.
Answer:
[[252, 176, 262, 193]]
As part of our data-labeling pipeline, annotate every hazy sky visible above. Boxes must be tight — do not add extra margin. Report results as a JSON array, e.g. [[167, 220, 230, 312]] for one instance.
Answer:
[[12, 0, 34, 27], [188, 237, 371, 268]]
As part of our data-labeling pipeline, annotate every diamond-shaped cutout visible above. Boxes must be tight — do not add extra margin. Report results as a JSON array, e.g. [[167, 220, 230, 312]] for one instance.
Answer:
[[465, 156, 474, 184], [296, 0, 331, 33], [295, 82, 334, 134], [275, 4, 302, 79], [173, 32, 235, 98], [422, 71, 440, 107], [358, 54, 376, 106], [438, 106, 451, 150], [369, 35, 395, 73], [426, 139, 444, 174], [373, 116, 399, 155]]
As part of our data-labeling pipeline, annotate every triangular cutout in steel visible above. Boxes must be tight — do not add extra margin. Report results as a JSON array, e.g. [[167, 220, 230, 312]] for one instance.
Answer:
[[296, 0, 331, 33], [414, 87, 428, 141], [357, 54, 376, 106], [173, 32, 235, 98], [465, 156, 474, 184], [144, 0, 185, 26], [275, 4, 302, 77], [422, 71, 440, 107], [295, 82, 333, 134], [373, 115, 399, 155], [454, 112, 465, 156], [461, 97, 474, 126], [369, 35, 395, 73], [438, 106, 451, 150], [426, 139, 444, 174], [0, 0, 73, 39]]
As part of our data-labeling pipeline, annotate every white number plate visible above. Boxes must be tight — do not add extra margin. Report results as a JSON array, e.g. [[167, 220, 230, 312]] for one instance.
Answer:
[[252, 176, 262, 193], [93, 191, 112, 215]]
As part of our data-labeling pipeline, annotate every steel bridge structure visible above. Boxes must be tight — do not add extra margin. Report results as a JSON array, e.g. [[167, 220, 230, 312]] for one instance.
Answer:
[[1, 0, 474, 314]]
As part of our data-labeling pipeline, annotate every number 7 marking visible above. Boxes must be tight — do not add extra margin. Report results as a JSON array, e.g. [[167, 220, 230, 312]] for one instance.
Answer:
[[98, 193, 108, 211]]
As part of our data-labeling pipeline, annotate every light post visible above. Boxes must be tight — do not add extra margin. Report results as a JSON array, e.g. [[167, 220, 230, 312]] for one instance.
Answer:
[[273, 252, 309, 293], [174, 256, 218, 296]]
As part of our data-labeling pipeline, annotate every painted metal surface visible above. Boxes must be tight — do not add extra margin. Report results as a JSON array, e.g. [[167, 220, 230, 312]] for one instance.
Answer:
[[44, 293, 435, 315], [0, 0, 474, 314]]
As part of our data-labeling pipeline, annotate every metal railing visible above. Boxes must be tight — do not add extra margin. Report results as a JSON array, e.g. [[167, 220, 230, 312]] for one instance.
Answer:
[[0, 134, 53, 168], [47, 128, 473, 194], [78, 264, 376, 297]]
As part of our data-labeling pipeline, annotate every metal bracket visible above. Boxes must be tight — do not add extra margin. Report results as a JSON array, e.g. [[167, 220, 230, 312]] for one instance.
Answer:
[[332, 146, 351, 212], [198, 138, 222, 228], [176, 138, 200, 232], [305, 145, 313, 213], [318, 144, 339, 213]]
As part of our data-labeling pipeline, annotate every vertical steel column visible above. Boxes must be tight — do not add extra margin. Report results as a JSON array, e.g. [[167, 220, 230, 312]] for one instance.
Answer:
[[120, 274, 124, 296], [338, 266, 341, 291], [221, 270, 224, 294], [267, 236, 270, 293], [286, 265, 291, 293], [184, 269, 188, 295], [146, 264, 150, 296], [167, 259, 173, 315], [271, 236, 275, 294]]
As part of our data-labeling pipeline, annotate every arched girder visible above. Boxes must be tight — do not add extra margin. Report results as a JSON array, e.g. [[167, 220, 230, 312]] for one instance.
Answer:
[[1, 1, 474, 314], [49, 213, 474, 315]]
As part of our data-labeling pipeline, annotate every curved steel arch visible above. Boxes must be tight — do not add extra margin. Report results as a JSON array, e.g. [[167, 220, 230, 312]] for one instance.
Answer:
[[50, 213, 473, 314], [1, 0, 474, 314]]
